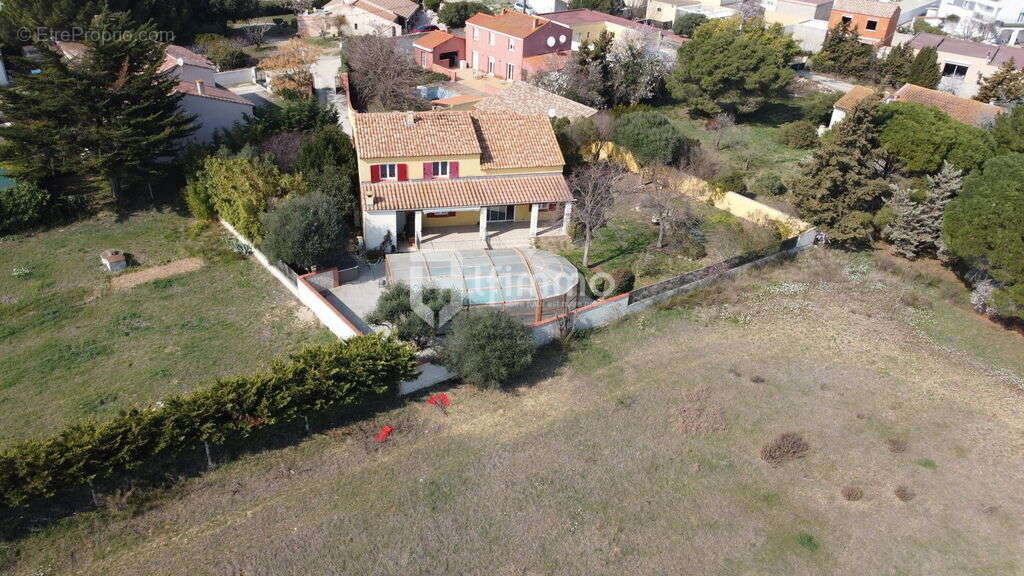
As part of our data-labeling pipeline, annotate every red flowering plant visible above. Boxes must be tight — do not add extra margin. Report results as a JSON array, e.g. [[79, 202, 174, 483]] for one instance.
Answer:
[[425, 392, 451, 415]]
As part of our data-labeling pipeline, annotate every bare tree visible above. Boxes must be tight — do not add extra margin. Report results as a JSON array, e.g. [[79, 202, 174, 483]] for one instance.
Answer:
[[608, 37, 667, 107], [285, 0, 316, 14], [643, 167, 702, 249], [532, 57, 606, 108], [243, 22, 275, 48], [737, 0, 765, 21], [569, 162, 623, 267], [708, 112, 735, 151], [344, 34, 431, 111]]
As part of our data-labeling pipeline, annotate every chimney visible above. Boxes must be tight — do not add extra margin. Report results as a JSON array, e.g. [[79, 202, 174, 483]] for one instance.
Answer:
[[195, 80, 205, 95], [404, 111, 415, 126], [365, 192, 376, 206], [177, 57, 184, 66]]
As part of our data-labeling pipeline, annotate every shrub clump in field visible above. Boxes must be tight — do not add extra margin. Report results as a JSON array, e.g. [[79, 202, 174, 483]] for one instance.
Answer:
[[886, 437, 908, 453], [444, 308, 534, 389], [895, 485, 916, 501], [841, 485, 864, 501], [776, 120, 819, 149], [761, 431, 810, 465]]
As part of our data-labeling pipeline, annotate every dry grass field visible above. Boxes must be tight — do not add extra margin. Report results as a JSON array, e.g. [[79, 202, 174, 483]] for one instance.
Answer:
[[4, 248, 1023, 575]]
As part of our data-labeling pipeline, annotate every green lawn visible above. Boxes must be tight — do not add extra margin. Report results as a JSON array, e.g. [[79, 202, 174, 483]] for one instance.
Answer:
[[0, 209, 331, 442], [7, 248, 1023, 575]]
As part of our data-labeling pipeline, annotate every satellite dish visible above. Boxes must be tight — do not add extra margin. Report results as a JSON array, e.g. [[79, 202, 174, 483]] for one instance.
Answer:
[[548, 108, 557, 118], [546, 36, 556, 47]]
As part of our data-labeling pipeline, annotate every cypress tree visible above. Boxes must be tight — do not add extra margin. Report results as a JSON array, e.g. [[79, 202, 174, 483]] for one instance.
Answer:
[[812, 20, 877, 80], [0, 11, 196, 202], [975, 59, 1024, 105], [924, 161, 962, 260], [883, 183, 927, 259], [879, 43, 913, 87], [792, 100, 888, 244], [907, 47, 941, 89]]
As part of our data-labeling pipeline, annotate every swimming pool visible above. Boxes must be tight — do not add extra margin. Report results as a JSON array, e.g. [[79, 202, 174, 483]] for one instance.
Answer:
[[418, 84, 457, 101], [0, 170, 13, 190]]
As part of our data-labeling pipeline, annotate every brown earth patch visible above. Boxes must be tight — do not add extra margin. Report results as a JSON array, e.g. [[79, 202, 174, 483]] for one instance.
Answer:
[[761, 431, 809, 465], [110, 258, 205, 291]]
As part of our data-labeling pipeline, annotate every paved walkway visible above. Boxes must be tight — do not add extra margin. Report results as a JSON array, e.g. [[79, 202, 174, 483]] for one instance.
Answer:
[[311, 49, 352, 135]]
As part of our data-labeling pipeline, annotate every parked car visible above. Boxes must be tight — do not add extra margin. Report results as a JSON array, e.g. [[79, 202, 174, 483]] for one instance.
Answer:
[[412, 24, 439, 33], [512, 2, 536, 14]]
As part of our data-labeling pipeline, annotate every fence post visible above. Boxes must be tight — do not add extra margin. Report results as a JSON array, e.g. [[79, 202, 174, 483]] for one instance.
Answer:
[[204, 441, 214, 470]]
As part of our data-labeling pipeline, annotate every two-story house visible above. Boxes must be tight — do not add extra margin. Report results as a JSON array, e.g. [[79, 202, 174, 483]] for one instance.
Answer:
[[464, 10, 573, 80], [909, 32, 1024, 98], [827, 0, 900, 45], [354, 110, 573, 251]]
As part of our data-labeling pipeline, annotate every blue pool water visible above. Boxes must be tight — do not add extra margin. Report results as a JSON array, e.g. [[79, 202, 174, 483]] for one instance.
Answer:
[[0, 170, 13, 190], [418, 85, 457, 101]]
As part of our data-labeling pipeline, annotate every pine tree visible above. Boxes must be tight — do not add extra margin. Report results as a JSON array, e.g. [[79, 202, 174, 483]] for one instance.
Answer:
[[812, 20, 877, 80], [879, 43, 913, 87], [907, 47, 941, 89], [924, 161, 962, 259], [975, 59, 1024, 105], [883, 183, 928, 259], [0, 12, 196, 201], [792, 100, 888, 244]]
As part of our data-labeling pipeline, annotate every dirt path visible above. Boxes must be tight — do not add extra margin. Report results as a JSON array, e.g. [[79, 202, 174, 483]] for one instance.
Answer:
[[110, 258, 205, 291]]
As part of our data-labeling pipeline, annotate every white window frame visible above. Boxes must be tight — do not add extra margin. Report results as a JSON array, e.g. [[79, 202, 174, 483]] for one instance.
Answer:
[[378, 163, 398, 180], [489, 31, 495, 46], [508, 37, 516, 51], [472, 26, 479, 40], [431, 161, 449, 178], [506, 62, 515, 79]]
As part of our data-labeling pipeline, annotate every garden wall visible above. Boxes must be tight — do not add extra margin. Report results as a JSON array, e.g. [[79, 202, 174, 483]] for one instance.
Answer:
[[214, 67, 258, 87]]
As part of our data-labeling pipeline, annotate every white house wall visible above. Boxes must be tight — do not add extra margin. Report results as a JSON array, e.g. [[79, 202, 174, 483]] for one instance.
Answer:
[[180, 94, 252, 144], [363, 210, 398, 251]]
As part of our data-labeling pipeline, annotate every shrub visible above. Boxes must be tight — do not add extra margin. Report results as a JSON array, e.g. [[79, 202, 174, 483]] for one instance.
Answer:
[[673, 12, 707, 37], [365, 283, 456, 348], [186, 155, 298, 240], [877, 102, 995, 174], [423, 0, 441, 11], [438, 2, 491, 28], [260, 192, 349, 271], [713, 169, 748, 195], [798, 91, 842, 126], [592, 268, 635, 296], [0, 182, 58, 235], [760, 431, 809, 465], [296, 124, 357, 175], [776, 120, 819, 148], [750, 173, 787, 196], [444, 308, 534, 388], [612, 111, 691, 166], [0, 336, 417, 507]]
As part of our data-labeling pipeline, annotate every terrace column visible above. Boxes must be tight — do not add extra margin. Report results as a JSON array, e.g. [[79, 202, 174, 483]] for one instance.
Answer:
[[561, 202, 573, 236], [479, 207, 488, 240], [529, 203, 539, 237], [414, 210, 423, 247]]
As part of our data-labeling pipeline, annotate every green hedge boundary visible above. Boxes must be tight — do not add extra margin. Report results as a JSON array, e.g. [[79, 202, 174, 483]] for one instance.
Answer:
[[0, 335, 417, 507]]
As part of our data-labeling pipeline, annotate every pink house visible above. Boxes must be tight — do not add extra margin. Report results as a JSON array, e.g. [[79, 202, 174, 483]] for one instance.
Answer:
[[413, 30, 466, 74], [465, 10, 572, 81]]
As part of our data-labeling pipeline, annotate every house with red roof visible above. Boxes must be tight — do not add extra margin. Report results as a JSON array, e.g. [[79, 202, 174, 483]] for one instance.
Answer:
[[465, 10, 573, 80], [909, 32, 1024, 99], [413, 30, 466, 76], [55, 41, 253, 144]]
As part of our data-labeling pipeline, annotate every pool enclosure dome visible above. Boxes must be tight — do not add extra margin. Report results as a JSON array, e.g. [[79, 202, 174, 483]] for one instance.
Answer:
[[385, 248, 581, 323]]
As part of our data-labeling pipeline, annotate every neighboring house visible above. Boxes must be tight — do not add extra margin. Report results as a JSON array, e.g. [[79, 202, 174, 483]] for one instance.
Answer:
[[473, 80, 598, 118], [828, 84, 876, 126], [299, 0, 421, 37], [828, 0, 901, 45], [354, 110, 573, 251], [765, 0, 834, 26], [513, 0, 570, 13], [909, 32, 1024, 97], [413, 30, 466, 72], [891, 82, 1005, 126], [936, 0, 1024, 41], [645, 0, 739, 25], [827, 81, 1005, 127], [0, 51, 9, 87], [785, 18, 832, 51], [55, 41, 253, 144], [464, 10, 573, 80], [541, 9, 686, 59]]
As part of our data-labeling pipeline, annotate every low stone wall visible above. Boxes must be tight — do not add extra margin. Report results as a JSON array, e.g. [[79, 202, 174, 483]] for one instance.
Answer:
[[214, 67, 257, 87]]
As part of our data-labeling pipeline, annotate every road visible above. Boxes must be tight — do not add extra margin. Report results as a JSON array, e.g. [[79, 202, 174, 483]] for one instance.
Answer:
[[797, 70, 856, 93], [310, 46, 352, 135]]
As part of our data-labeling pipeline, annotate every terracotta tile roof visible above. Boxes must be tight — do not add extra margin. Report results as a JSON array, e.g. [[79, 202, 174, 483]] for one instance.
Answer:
[[414, 30, 458, 50], [466, 10, 555, 39], [832, 0, 899, 17], [474, 81, 597, 119], [353, 0, 400, 21], [361, 174, 571, 210], [354, 110, 564, 169], [363, 0, 419, 19], [834, 85, 876, 111], [471, 111, 565, 169], [161, 45, 215, 72], [173, 80, 254, 106], [521, 51, 573, 73], [355, 111, 482, 159], [892, 83, 1005, 127]]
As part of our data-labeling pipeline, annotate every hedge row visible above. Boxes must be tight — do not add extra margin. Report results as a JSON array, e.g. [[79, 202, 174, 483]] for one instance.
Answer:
[[0, 335, 417, 507]]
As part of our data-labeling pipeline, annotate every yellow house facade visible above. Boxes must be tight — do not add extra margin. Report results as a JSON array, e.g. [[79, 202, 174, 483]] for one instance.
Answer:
[[353, 110, 573, 251]]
